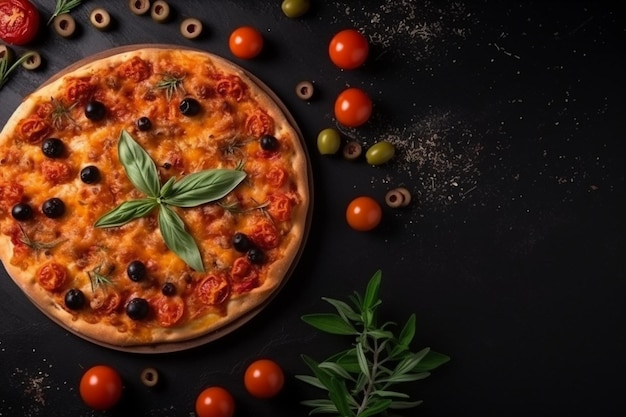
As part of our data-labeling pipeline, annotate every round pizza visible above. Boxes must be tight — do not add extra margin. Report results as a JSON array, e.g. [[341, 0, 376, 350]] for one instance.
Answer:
[[0, 46, 311, 351]]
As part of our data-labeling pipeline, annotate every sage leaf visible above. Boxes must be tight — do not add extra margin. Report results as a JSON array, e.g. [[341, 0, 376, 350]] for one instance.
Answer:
[[95, 198, 157, 228], [358, 399, 393, 417], [163, 169, 246, 207], [322, 296, 362, 323], [301, 355, 334, 392], [319, 361, 356, 381], [295, 375, 327, 391], [328, 378, 353, 417], [414, 350, 451, 372], [118, 130, 161, 197], [363, 270, 382, 312], [158, 205, 204, 272], [388, 400, 424, 409], [355, 342, 370, 380], [301, 313, 358, 335]]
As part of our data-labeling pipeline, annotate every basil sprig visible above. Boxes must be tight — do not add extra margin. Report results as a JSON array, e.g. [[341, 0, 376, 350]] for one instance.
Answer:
[[298, 271, 450, 416], [95, 130, 246, 272]]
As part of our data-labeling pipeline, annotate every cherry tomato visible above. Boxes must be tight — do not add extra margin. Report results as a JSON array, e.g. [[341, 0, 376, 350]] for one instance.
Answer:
[[334, 87, 373, 128], [0, 0, 41, 45], [79, 365, 123, 410], [346, 196, 382, 231], [244, 359, 285, 399], [328, 29, 369, 70], [195, 386, 235, 417], [229, 26, 264, 59]]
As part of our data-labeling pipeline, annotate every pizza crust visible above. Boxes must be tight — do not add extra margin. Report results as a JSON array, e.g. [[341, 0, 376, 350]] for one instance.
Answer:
[[0, 46, 311, 351]]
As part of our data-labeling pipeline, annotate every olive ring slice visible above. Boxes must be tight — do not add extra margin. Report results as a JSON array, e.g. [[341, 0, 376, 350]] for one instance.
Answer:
[[295, 80, 314, 100], [180, 18, 203, 39], [90, 8, 112, 30], [53, 13, 76, 38], [342, 141, 363, 160], [140, 367, 159, 387], [129, 0, 151, 15], [22, 52, 42, 71], [151, 0, 171, 23]]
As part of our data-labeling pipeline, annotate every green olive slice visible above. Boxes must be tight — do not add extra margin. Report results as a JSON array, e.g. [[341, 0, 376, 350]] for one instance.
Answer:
[[180, 18, 203, 39], [0, 44, 13, 63], [395, 187, 412, 207], [385, 189, 404, 208], [90, 8, 112, 30], [22, 52, 42, 71], [295, 80, 314, 100], [129, 0, 150, 15], [140, 367, 159, 387], [151, 0, 171, 23], [342, 141, 362, 160], [53, 13, 76, 38]]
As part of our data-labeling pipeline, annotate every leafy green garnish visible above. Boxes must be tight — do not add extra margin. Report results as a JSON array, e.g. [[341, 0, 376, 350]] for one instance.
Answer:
[[95, 130, 246, 272], [0, 51, 36, 90], [154, 73, 186, 101], [298, 271, 450, 417], [87, 263, 114, 293], [50, 97, 78, 128], [18, 225, 66, 254], [48, 0, 82, 25]]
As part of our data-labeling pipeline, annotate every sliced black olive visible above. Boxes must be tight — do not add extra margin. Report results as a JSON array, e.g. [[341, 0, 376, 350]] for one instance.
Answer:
[[42, 198, 65, 218], [126, 297, 150, 320], [260, 135, 279, 151], [80, 165, 100, 184], [64, 288, 86, 310], [179, 97, 201, 116], [161, 282, 176, 296], [85, 100, 106, 121], [137, 116, 152, 131], [127, 260, 147, 282], [11, 203, 33, 221], [41, 138, 65, 158], [247, 247, 265, 265], [232, 232, 253, 253]]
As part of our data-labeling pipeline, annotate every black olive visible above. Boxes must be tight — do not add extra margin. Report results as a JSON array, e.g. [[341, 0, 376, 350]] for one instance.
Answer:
[[137, 116, 152, 131], [179, 97, 201, 116], [11, 203, 33, 221], [126, 297, 150, 320], [127, 260, 147, 282], [85, 100, 106, 121], [161, 282, 176, 296], [41, 138, 65, 158], [42, 198, 65, 218], [64, 288, 86, 310], [260, 135, 279, 151], [232, 232, 253, 253], [80, 165, 100, 184], [247, 247, 265, 265]]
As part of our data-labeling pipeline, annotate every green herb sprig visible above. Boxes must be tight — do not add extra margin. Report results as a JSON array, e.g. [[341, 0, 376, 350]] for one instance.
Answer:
[[48, 0, 82, 25], [87, 263, 114, 293], [298, 271, 450, 417], [0, 51, 36, 90], [155, 73, 186, 101], [95, 130, 246, 272]]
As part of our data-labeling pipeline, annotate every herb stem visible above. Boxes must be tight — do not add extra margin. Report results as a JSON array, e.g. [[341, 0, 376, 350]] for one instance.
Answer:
[[356, 336, 380, 416]]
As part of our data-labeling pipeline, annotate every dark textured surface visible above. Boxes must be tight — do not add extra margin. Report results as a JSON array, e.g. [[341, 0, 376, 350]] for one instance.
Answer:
[[1, 1, 625, 416]]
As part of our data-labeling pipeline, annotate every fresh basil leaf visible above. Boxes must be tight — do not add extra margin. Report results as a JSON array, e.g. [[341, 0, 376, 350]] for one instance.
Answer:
[[158, 205, 204, 272], [302, 313, 358, 335], [95, 198, 157, 228], [163, 169, 246, 207], [118, 130, 160, 197], [160, 176, 176, 199]]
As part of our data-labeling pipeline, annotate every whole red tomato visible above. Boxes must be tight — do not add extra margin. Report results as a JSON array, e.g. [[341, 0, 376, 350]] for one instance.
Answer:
[[195, 386, 235, 417], [0, 0, 41, 45], [79, 365, 123, 410], [244, 359, 285, 398], [329, 29, 369, 70], [334, 87, 373, 128]]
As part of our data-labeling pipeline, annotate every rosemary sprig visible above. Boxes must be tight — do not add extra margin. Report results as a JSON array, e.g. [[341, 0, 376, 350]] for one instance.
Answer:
[[0, 51, 36, 90], [50, 97, 78, 128], [95, 130, 246, 272], [18, 225, 66, 253], [48, 0, 82, 25], [87, 263, 114, 293], [298, 271, 450, 417], [154, 73, 186, 101], [218, 199, 269, 214]]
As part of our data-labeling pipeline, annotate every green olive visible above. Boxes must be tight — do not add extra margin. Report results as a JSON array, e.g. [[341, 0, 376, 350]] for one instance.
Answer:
[[317, 128, 341, 155], [365, 141, 395, 165], [281, 0, 310, 18]]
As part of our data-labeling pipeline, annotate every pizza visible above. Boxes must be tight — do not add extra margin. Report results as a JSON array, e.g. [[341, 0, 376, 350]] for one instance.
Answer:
[[0, 46, 311, 350]]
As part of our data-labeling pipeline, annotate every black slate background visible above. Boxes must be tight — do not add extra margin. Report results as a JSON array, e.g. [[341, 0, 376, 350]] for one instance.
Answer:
[[1, 1, 625, 416]]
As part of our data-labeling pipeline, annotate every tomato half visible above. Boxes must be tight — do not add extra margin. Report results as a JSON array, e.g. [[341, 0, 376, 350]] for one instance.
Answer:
[[0, 0, 41, 45], [228, 26, 264, 59], [329, 29, 369, 70], [195, 386, 235, 417], [244, 359, 285, 398], [79, 365, 123, 410], [334, 87, 373, 128], [346, 196, 382, 231]]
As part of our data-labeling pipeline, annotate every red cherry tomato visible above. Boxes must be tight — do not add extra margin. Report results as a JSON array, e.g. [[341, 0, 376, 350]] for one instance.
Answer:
[[228, 26, 264, 59], [195, 386, 235, 417], [79, 365, 123, 410], [334, 87, 373, 128], [329, 29, 369, 70], [0, 0, 40, 45], [346, 196, 382, 231], [244, 359, 285, 398]]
